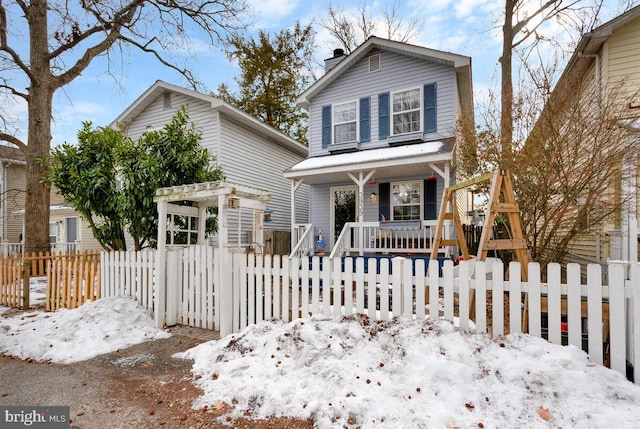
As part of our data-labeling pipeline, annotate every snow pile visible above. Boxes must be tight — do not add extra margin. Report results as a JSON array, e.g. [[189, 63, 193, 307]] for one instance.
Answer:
[[178, 314, 640, 429], [0, 296, 170, 363]]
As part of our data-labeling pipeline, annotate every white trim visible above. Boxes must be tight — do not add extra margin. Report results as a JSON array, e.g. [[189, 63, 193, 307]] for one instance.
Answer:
[[332, 100, 359, 144], [391, 86, 422, 136], [391, 180, 423, 221]]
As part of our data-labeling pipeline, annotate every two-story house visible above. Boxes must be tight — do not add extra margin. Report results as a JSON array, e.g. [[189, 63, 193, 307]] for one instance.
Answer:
[[285, 36, 473, 258], [111, 80, 309, 253], [538, 6, 640, 265]]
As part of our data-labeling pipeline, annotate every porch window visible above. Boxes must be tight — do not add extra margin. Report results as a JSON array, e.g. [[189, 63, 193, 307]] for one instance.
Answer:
[[49, 222, 58, 244], [392, 88, 421, 135], [333, 101, 357, 144], [392, 181, 422, 220]]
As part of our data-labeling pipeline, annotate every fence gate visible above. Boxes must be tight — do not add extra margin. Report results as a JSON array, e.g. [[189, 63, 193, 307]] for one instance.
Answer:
[[163, 245, 218, 330]]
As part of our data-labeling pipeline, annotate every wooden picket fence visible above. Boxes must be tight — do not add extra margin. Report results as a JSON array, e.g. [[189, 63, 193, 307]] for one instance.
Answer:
[[0, 251, 69, 308], [46, 251, 101, 311]]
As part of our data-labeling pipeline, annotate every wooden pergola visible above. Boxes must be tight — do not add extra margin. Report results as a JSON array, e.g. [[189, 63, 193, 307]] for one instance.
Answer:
[[153, 180, 271, 329]]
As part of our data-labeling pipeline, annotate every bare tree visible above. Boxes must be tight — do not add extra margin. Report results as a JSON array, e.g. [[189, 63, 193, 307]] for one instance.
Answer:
[[499, 0, 603, 162], [318, 0, 422, 53], [459, 62, 640, 270], [0, 0, 249, 253]]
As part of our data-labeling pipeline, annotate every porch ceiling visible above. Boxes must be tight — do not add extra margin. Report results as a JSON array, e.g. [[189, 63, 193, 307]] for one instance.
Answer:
[[284, 141, 452, 185]]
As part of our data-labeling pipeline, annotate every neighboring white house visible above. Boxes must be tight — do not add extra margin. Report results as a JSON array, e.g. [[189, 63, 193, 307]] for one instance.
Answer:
[[285, 37, 473, 258], [110, 80, 309, 252]]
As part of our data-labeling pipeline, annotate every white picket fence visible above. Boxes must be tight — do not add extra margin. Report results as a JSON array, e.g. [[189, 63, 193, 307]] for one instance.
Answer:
[[98, 247, 640, 384], [101, 250, 157, 312]]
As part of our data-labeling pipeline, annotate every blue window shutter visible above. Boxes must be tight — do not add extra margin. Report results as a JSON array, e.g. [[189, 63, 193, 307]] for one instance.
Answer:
[[424, 84, 437, 133], [378, 92, 390, 139], [379, 182, 390, 221], [322, 105, 331, 148], [360, 97, 370, 143], [423, 178, 437, 220]]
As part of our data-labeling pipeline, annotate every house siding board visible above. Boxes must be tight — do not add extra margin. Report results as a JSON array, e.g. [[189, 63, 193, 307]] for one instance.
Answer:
[[4, 164, 25, 242], [308, 50, 458, 156], [606, 18, 640, 105], [122, 93, 220, 156], [120, 89, 307, 233], [218, 114, 307, 231]]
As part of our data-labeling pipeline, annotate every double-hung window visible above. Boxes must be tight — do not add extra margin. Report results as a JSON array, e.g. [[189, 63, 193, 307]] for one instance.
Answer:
[[333, 101, 357, 144], [392, 88, 421, 135], [392, 181, 422, 220]]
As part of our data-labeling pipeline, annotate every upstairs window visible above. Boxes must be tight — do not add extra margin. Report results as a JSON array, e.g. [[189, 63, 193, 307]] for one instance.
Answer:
[[392, 88, 421, 135], [333, 101, 357, 144], [379, 84, 436, 139], [392, 181, 422, 221]]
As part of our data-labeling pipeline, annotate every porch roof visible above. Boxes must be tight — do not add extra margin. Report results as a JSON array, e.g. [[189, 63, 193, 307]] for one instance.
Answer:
[[283, 141, 452, 185]]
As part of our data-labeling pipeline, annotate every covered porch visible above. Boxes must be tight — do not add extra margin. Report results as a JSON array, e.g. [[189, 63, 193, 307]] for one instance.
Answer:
[[285, 141, 463, 259]]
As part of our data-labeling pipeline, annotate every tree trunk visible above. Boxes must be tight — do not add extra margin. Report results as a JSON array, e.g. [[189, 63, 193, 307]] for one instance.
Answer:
[[500, 0, 515, 164], [24, 0, 53, 254]]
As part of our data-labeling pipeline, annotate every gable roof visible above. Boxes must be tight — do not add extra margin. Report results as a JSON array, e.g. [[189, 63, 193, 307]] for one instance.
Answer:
[[110, 80, 308, 157], [554, 5, 640, 93], [297, 36, 473, 118]]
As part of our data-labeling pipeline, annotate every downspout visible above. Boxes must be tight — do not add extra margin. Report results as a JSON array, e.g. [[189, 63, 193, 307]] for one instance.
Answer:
[[578, 52, 602, 261]]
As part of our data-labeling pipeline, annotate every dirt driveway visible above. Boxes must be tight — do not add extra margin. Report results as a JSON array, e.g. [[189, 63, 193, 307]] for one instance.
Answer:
[[0, 326, 312, 429]]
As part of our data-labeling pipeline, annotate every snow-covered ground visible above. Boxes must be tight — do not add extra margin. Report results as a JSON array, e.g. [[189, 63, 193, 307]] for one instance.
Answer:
[[1, 296, 640, 428]]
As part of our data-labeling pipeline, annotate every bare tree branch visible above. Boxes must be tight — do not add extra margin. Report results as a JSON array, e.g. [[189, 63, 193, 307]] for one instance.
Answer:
[[0, 132, 26, 150]]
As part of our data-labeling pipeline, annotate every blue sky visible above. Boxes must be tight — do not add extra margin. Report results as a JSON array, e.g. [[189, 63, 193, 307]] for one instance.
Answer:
[[27, 0, 638, 147]]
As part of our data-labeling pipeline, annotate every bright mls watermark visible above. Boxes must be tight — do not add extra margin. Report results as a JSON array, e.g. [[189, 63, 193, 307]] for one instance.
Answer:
[[0, 406, 69, 428]]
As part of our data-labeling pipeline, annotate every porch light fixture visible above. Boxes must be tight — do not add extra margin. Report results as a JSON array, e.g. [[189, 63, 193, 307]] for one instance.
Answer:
[[228, 187, 240, 209], [264, 207, 273, 222], [370, 192, 377, 201]]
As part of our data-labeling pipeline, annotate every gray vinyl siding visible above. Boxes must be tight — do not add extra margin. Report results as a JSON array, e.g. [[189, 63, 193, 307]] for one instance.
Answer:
[[121, 93, 220, 158], [218, 114, 307, 231], [308, 50, 459, 157], [119, 89, 308, 232]]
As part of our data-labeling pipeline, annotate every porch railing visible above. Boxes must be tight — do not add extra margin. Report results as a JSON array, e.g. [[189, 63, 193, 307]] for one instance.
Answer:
[[289, 223, 314, 259], [1, 241, 80, 256], [330, 220, 444, 258]]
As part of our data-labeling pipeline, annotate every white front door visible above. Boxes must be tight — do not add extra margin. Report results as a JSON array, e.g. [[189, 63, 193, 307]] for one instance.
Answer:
[[330, 186, 358, 248]]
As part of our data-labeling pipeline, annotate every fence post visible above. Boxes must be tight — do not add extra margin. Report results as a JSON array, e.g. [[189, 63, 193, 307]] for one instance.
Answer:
[[22, 261, 30, 310], [218, 248, 233, 337], [166, 249, 181, 327]]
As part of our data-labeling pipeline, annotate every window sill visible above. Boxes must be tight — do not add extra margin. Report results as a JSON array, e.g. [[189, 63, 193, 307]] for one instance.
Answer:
[[328, 141, 359, 153], [387, 132, 424, 146]]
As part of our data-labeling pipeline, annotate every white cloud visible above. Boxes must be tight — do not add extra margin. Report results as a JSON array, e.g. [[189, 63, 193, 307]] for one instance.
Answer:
[[248, 0, 301, 27]]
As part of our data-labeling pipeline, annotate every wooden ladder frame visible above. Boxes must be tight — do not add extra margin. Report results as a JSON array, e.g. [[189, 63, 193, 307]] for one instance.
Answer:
[[431, 169, 528, 280]]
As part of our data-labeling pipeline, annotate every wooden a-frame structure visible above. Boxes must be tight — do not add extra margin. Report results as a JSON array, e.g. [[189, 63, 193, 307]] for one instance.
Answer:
[[430, 169, 529, 280]]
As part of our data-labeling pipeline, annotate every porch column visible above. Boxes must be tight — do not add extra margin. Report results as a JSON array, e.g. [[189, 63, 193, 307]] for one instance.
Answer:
[[290, 179, 303, 251], [197, 203, 207, 245], [348, 170, 375, 256]]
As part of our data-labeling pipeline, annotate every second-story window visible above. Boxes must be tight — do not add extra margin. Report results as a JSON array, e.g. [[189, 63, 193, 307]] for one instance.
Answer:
[[333, 101, 357, 144], [392, 88, 421, 135]]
